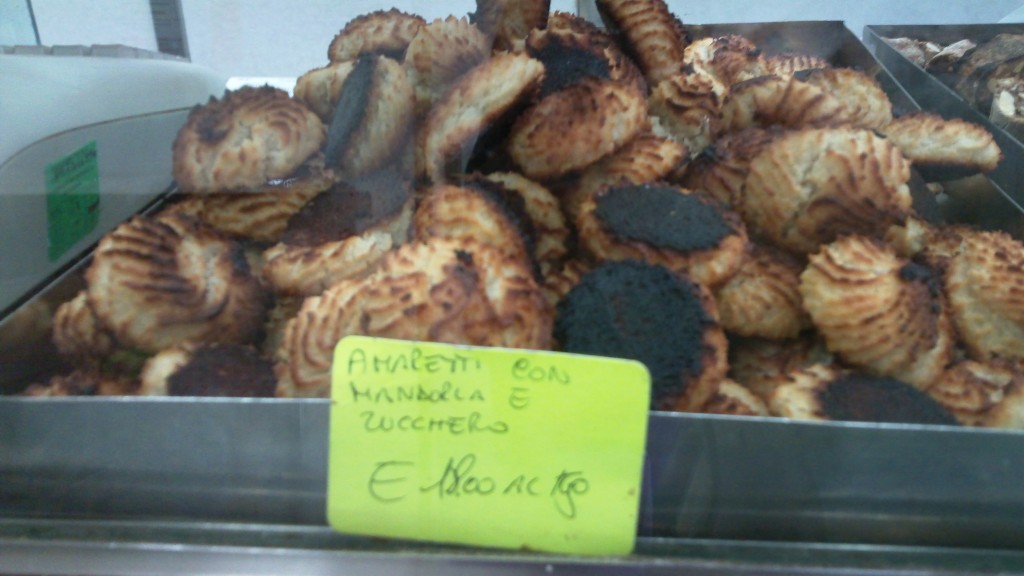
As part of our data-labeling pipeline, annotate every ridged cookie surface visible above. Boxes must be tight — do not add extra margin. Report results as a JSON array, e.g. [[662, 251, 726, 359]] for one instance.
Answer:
[[173, 87, 325, 193], [85, 214, 267, 353], [275, 239, 551, 397], [742, 127, 912, 253], [800, 235, 954, 389]]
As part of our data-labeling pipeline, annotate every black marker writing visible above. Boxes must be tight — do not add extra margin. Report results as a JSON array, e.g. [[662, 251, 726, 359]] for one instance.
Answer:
[[420, 454, 496, 498], [551, 470, 590, 519], [368, 460, 414, 503]]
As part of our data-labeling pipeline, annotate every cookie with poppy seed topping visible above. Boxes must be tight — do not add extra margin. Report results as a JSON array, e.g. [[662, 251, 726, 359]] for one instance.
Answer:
[[577, 183, 748, 288], [554, 260, 727, 411], [769, 364, 959, 425], [139, 343, 276, 397]]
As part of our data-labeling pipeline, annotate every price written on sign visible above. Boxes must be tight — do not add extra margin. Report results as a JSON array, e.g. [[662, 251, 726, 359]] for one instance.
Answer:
[[326, 337, 651, 555]]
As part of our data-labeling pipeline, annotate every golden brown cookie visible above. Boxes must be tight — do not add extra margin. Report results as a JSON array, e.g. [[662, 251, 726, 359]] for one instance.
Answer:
[[681, 126, 779, 208], [764, 53, 830, 77], [554, 260, 728, 412], [800, 235, 955, 389], [85, 214, 268, 354], [474, 0, 551, 51], [683, 35, 768, 87], [541, 259, 591, 310], [275, 239, 551, 397], [943, 230, 1024, 362], [768, 363, 960, 425], [702, 379, 770, 417], [720, 74, 847, 132], [927, 360, 1024, 426], [508, 77, 648, 181], [714, 244, 810, 340], [403, 16, 490, 117], [328, 8, 425, 62], [727, 334, 832, 401], [294, 60, 357, 121], [578, 183, 749, 288], [798, 67, 893, 130], [417, 51, 544, 183], [480, 171, 569, 276], [648, 71, 723, 154], [984, 367, 1024, 430], [172, 86, 326, 193], [262, 181, 413, 297], [21, 369, 138, 397], [593, 0, 687, 84], [879, 112, 1002, 179], [163, 166, 331, 243], [52, 291, 116, 365], [413, 183, 533, 271], [741, 127, 913, 253], [567, 131, 688, 222], [139, 343, 276, 397], [524, 15, 645, 97], [322, 55, 416, 178]]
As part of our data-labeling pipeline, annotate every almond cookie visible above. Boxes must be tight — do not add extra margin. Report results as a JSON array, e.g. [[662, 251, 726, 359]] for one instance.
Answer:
[[327, 8, 424, 62], [139, 342, 276, 397], [473, 0, 551, 51], [172, 86, 326, 193], [52, 291, 116, 365], [769, 364, 959, 425], [413, 183, 534, 272], [720, 74, 847, 132], [322, 55, 415, 178], [593, 0, 687, 84], [275, 239, 551, 397], [577, 183, 749, 289], [681, 126, 779, 208], [928, 360, 1024, 426], [797, 67, 893, 131], [765, 53, 830, 77], [85, 214, 268, 353], [683, 35, 768, 87], [943, 230, 1024, 362], [702, 379, 770, 417], [648, 72, 723, 154], [262, 178, 413, 297], [567, 131, 688, 221], [417, 52, 544, 184], [715, 244, 810, 340], [879, 112, 1002, 180], [403, 16, 490, 117], [741, 127, 912, 253], [164, 163, 331, 243], [800, 235, 955, 389], [508, 77, 647, 180], [727, 334, 832, 401]]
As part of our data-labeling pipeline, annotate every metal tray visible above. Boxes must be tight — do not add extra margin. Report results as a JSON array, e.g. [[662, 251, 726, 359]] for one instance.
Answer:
[[3, 21, 1024, 558], [863, 24, 1024, 214]]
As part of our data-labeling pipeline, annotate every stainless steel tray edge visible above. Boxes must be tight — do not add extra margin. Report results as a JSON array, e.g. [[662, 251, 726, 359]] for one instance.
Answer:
[[3, 399, 1023, 549], [3, 21, 1024, 554], [863, 24, 1024, 214]]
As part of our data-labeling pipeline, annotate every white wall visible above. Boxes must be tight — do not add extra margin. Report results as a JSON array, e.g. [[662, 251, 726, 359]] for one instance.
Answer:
[[22, 0, 1024, 79], [180, 0, 576, 78], [31, 0, 157, 50]]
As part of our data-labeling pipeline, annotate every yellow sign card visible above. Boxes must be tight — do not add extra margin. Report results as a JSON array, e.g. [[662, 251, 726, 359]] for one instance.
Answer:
[[326, 336, 651, 555]]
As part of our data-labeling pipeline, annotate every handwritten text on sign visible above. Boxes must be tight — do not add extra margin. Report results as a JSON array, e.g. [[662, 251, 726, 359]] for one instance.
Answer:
[[327, 337, 650, 555]]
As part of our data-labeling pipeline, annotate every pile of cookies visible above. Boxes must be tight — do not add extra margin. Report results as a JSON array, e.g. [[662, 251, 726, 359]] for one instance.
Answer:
[[25, 0, 1024, 429]]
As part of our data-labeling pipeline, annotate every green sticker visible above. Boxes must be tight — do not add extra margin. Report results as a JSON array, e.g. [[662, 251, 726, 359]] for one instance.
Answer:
[[46, 141, 99, 261]]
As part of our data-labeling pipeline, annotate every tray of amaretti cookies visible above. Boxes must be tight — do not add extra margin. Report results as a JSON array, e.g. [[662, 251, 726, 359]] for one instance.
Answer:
[[2, 0, 1024, 547], [862, 23, 1024, 219]]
